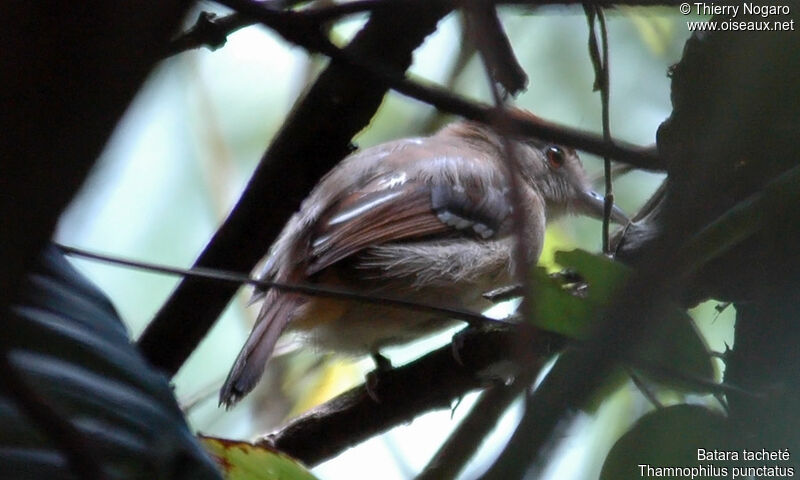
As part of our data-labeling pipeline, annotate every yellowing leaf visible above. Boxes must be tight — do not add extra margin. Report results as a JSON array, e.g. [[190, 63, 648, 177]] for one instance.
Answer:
[[539, 226, 578, 271], [201, 436, 318, 480]]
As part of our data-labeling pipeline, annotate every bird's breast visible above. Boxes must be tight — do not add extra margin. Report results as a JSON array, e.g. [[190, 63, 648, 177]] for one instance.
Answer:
[[286, 238, 515, 354]]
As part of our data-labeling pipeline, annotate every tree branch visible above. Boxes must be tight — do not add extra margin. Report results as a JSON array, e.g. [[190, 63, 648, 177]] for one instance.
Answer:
[[416, 371, 532, 480], [215, 0, 665, 170], [259, 326, 562, 466], [165, 12, 252, 56]]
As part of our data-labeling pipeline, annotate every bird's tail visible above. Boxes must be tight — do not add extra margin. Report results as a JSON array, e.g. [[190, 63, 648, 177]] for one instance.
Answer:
[[219, 290, 304, 408]]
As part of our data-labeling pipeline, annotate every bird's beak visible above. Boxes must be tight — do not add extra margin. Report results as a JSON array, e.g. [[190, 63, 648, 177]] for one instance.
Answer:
[[579, 190, 629, 224]]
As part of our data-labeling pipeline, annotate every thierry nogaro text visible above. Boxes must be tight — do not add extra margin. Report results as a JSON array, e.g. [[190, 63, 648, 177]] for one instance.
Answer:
[[691, 2, 791, 17]]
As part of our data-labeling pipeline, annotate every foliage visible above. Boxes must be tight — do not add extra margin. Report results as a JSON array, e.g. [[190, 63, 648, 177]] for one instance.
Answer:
[[2, 247, 221, 480], [202, 437, 317, 480]]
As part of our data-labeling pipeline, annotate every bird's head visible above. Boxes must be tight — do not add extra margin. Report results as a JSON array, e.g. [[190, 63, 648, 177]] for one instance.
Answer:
[[515, 139, 628, 224]]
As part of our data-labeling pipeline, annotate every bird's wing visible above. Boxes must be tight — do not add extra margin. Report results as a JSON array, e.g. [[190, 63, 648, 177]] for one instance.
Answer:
[[305, 156, 512, 276]]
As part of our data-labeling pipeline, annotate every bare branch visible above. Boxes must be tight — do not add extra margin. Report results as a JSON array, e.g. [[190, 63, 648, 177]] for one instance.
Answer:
[[215, 0, 665, 170], [168, 0, 688, 58], [583, 5, 615, 253], [57, 243, 502, 326], [416, 371, 533, 480], [259, 325, 562, 466]]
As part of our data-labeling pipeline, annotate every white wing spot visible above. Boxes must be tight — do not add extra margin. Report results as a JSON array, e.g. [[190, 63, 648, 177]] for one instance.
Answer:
[[378, 172, 408, 189], [328, 190, 405, 226]]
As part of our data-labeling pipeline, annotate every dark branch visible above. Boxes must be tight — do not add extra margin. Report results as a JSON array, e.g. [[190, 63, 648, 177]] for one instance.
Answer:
[[166, 1, 403, 57], [167, 0, 688, 58], [416, 371, 533, 480], [215, 0, 665, 170], [260, 326, 562, 466], [583, 4, 614, 253], [463, 0, 528, 96], [258, 318, 733, 470]]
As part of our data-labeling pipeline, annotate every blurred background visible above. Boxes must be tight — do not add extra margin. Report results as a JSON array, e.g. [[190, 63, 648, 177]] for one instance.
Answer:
[[55, 4, 731, 479]]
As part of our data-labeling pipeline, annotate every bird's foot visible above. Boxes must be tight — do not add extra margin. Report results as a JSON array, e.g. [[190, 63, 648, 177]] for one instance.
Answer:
[[365, 352, 393, 403]]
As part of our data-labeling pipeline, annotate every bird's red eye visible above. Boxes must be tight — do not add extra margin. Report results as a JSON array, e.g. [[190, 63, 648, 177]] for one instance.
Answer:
[[546, 146, 565, 169]]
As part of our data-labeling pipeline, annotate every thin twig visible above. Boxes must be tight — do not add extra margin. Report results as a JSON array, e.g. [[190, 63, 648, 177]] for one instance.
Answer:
[[466, 14, 547, 480], [598, 10, 614, 254], [627, 367, 664, 409], [416, 370, 534, 480], [213, 0, 665, 170], [169, 0, 688, 58], [56, 243, 502, 327], [584, 4, 614, 253], [469, 7, 541, 396], [475, 30, 532, 295], [166, 0, 413, 57], [165, 12, 251, 56]]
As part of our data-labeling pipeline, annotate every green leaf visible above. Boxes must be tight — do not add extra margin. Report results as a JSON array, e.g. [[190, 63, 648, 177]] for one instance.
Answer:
[[529, 249, 717, 392], [530, 250, 628, 338], [202, 437, 318, 480], [601, 405, 732, 480], [530, 265, 591, 338]]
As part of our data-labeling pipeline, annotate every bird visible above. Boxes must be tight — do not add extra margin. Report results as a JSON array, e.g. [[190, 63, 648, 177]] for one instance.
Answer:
[[219, 117, 628, 407]]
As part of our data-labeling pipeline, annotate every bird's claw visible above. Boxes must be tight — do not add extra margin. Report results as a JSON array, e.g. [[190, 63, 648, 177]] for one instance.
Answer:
[[365, 352, 393, 403]]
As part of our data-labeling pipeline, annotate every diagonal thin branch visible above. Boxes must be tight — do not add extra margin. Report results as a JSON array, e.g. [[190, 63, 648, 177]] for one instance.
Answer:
[[167, 0, 690, 58], [416, 369, 534, 480], [214, 0, 666, 170], [57, 243, 501, 326], [463, 0, 528, 96], [165, 12, 252, 56]]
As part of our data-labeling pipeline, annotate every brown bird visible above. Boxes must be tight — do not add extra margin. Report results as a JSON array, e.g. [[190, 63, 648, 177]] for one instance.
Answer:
[[220, 118, 627, 407]]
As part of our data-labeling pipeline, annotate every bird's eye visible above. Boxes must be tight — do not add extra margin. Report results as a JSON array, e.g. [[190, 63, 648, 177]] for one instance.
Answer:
[[546, 146, 566, 169]]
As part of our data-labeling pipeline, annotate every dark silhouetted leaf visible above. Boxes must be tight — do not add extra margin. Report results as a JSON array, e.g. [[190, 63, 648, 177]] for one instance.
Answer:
[[1, 245, 221, 480]]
